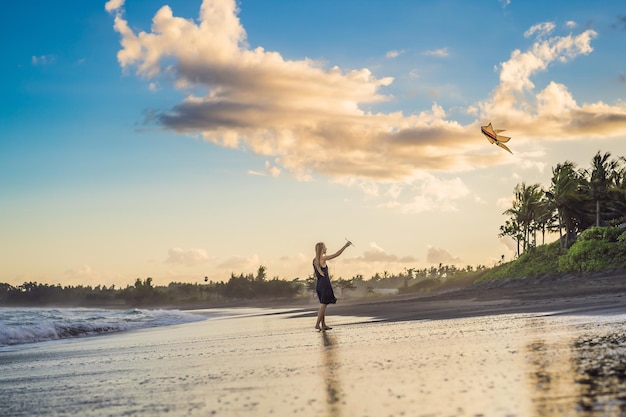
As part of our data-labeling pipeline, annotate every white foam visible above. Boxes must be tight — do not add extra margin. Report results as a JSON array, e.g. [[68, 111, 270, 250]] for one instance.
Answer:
[[0, 308, 205, 348]]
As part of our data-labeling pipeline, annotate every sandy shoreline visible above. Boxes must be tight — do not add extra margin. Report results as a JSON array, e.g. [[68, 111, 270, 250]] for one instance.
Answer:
[[236, 269, 626, 324], [3, 271, 626, 417], [342, 270, 626, 320]]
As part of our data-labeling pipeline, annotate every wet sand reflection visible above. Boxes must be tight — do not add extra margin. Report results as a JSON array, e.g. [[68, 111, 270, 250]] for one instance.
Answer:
[[573, 332, 626, 415], [526, 316, 626, 416], [321, 331, 342, 417], [527, 337, 579, 416]]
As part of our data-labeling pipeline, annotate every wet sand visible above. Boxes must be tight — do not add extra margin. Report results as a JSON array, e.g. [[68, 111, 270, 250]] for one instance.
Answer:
[[2, 271, 626, 417], [308, 269, 626, 322]]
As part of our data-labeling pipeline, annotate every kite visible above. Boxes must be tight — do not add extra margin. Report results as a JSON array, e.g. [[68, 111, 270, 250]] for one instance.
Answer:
[[481, 123, 512, 154]]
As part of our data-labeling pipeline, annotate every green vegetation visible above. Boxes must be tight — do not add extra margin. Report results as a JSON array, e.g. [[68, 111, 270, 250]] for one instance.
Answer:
[[0, 267, 302, 308], [396, 265, 487, 294], [480, 227, 626, 282], [478, 241, 563, 281], [499, 151, 626, 255], [0, 264, 486, 308], [487, 150, 626, 282], [558, 227, 626, 273]]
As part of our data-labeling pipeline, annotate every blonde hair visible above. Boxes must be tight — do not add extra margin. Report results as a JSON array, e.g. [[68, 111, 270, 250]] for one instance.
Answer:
[[314, 242, 325, 273]]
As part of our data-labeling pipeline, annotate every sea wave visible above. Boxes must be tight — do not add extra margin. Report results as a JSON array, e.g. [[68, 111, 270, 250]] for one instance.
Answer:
[[0, 307, 205, 348]]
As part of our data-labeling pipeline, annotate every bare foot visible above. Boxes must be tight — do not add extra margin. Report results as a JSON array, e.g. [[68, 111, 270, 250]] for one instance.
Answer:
[[323, 326, 332, 330], [315, 326, 322, 331]]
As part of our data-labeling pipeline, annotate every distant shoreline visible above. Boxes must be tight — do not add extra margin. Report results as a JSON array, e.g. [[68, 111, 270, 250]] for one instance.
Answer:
[[180, 269, 626, 325], [4, 269, 626, 321], [309, 268, 626, 324]]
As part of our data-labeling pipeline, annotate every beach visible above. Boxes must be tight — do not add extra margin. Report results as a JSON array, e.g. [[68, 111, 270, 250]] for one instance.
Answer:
[[2, 272, 626, 417]]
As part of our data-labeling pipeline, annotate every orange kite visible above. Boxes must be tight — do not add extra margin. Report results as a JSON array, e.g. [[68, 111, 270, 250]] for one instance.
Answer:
[[481, 123, 512, 154]]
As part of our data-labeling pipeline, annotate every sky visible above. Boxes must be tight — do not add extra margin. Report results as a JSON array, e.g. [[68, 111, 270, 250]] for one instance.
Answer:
[[1, 0, 625, 288]]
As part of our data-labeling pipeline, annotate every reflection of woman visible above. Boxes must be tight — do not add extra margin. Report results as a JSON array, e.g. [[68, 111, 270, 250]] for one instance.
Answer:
[[321, 332, 341, 413], [313, 241, 351, 331]]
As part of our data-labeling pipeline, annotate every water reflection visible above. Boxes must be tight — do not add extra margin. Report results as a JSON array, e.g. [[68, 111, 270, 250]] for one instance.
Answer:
[[573, 332, 626, 415], [526, 338, 579, 416], [321, 331, 342, 417], [526, 318, 626, 416]]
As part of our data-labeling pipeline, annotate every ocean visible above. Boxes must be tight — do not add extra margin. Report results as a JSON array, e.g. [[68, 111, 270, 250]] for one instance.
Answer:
[[0, 307, 206, 350]]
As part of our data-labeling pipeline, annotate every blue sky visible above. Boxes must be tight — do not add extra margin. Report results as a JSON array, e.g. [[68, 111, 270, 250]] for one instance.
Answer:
[[2, 0, 625, 287]]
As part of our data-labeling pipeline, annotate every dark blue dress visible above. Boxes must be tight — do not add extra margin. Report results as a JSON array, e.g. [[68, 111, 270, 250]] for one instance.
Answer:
[[314, 262, 337, 305]]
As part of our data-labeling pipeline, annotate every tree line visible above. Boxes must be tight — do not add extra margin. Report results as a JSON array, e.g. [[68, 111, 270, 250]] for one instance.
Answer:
[[0, 264, 485, 308], [0, 266, 299, 307], [499, 151, 626, 256]]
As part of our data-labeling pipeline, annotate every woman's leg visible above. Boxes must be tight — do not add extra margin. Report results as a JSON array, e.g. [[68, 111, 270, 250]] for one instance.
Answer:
[[322, 310, 331, 330], [315, 304, 327, 330]]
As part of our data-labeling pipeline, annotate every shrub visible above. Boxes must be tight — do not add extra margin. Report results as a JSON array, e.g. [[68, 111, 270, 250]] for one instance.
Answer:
[[577, 226, 625, 243], [558, 227, 626, 273], [477, 241, 562, 281]]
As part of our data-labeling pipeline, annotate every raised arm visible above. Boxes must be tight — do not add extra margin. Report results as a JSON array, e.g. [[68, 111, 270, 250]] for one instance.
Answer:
[[323, 241, 352, 261]]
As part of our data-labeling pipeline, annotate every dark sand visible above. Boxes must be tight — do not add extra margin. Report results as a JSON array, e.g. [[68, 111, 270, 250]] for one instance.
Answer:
[[329, 270, 626, 321]]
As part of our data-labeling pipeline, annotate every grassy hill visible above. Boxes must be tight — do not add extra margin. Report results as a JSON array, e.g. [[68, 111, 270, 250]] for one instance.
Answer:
[[478, 226, 626, 283]]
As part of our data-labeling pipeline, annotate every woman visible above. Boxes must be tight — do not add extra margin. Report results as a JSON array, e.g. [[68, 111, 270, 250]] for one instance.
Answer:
[[313, 240, 352, 331]]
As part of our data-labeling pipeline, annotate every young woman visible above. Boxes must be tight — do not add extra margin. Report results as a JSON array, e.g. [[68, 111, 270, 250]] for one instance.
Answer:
[[313, 240, 352, 331]]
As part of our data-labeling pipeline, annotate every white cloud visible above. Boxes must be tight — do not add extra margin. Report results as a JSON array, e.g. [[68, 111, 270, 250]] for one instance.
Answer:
[[248, 160, 281, 177], [535, 81, 577, 115], [32, 55, 54, 65], [108, 1, 485, 182], [364, 242, 398, 262], [386, 184, 403, 199], [517, 158, 546, 172], [524, 22, 556, 39], [218, 254, 261, 271], [341, 172, 471, 213], [165, 247, 209, 266], [280, 252, 307, 263], [105, 0, 125, 13], [497, 29, 594, 106], [565, 21, 577, 30], [425, 246, 461, 265], [380, 173, 471, 213], [423, 48, 449, 58], [332, 176, 379, 197], [386, 50, 403, 59], [348, 242, 417, 264], [109, 1, 626, 191], [475, 25, 626, 141], [265, 160, 281, 177]]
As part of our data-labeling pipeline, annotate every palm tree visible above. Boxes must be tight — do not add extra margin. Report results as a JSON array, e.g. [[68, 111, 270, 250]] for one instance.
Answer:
[[518, 183, 544, 251], [499, 217, 523, 257], [547, 161, 583, 249], [606, 156, 626, 225], [502, 182, 545, 254], [534, 197, 556, 245], [586, 151, 619, 227]]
